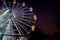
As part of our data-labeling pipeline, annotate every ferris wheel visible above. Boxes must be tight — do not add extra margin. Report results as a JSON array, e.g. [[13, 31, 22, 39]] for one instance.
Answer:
[[0, 0, 37, 40]]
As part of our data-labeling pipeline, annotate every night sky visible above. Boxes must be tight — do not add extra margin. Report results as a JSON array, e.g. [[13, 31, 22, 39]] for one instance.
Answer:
[[0, 0, 60, 40], [20, 0, 60, 34], [21, 0, 60, 40]]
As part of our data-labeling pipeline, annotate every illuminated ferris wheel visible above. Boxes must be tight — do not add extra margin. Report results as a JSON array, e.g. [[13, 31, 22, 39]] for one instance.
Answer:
[[0, 0, 37, 40]]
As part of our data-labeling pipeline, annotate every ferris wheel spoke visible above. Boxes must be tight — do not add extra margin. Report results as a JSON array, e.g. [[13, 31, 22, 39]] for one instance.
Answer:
[[15, 19, 31, 27], [16, 6, 22, 12], [3, 1, 8, 9], [12, 2, 15, 12], [15, 20, 28, 33], [22, 16, 32, 19], [12, 6, 22, 14], [0, 23, 7, 32], [14, 7, 28, 14], [15, 10, 33, 16], [17, 11, 33, 16], [13, 19, 24, 35], [22, 13, 33, 15], [0, 20, 9, 28], [18, 17, 34, 23], [19, 7, 28, 12], [18, 10, 29, 14], [4, 20, 11, 34], [12, 19, 21, 35], [10, 20, 14, 35], [17, 13, 33, 19], [14, 3, 20, 11]]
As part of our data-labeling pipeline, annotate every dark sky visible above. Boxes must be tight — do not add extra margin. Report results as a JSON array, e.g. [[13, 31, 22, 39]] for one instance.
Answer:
[[22, 0, 60, 39], [20, 0, 60, 35], [19, 0, 60, 39]]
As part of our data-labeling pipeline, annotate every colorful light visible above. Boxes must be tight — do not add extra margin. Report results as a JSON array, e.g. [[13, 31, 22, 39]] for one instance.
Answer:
[[29, 7, 33, 12], [31, 25, 35, 31], [22, 2, 25, 6], [33, 15, 37, 21]]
